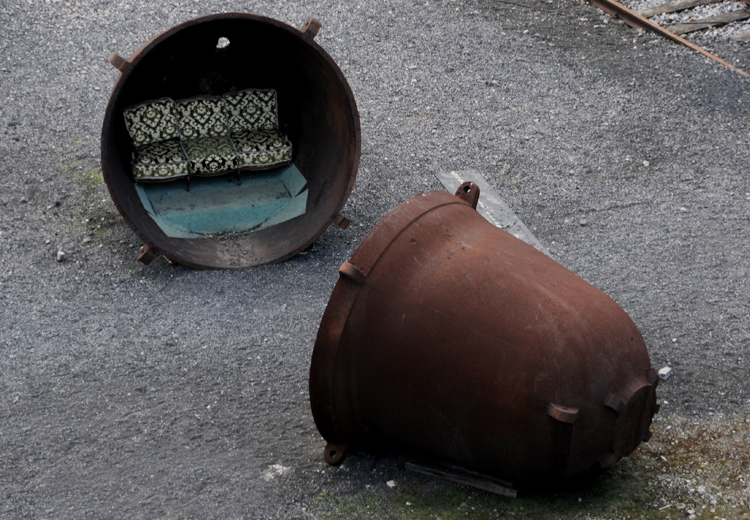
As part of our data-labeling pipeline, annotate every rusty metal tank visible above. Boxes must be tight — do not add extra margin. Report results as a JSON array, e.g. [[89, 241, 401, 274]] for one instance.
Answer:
[[310, 183, 660, 488], [102, 14, 359, 269]]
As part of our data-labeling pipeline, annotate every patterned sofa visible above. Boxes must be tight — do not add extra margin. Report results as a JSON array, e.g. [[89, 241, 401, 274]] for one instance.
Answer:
[[123, 89, 293, 188]]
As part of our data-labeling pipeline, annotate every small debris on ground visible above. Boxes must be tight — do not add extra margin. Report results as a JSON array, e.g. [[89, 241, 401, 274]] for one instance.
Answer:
[[56, 250, 66, 262], [260, 464, 291, 481], [659, 366, 673, 380]]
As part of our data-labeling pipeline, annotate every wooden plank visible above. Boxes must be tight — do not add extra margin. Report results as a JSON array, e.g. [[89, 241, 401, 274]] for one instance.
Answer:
[[589, 0, 749, 77], [405, 461, 518, 498], [731, 30, 750, 40], [638, 0, 723, 19], [670, 9, 750, 34]]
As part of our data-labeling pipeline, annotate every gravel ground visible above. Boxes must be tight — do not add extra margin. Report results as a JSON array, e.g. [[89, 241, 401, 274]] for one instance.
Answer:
[[1, 0, 750, 518]]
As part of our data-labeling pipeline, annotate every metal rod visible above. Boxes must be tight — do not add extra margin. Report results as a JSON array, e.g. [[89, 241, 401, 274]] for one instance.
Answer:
[[589, 0, 749, 78]]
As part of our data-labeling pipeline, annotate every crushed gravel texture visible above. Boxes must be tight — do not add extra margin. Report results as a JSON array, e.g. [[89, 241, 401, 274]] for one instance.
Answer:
[[1, 0, 750, 518], [625, 0, 750, 41]]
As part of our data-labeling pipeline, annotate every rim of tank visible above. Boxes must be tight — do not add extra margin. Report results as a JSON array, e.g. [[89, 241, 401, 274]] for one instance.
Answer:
[[310, 190, 471, 441], [101, 13, 361, 270]]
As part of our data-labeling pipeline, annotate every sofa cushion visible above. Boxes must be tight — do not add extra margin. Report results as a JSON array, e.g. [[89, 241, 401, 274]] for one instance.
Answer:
[[232, 129, 293, 168], [124, 98, 180, 148], [176, 97, 229, 139], [132, 138, 190, 181], [183, 136, 237, 175], [224, 89, 280, 133]]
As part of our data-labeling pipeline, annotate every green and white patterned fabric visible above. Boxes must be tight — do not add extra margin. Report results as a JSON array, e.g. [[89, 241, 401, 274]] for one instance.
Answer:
[[123, 98, 180, 148], [131, 139, 190, 181], [124, 90, 293, 182], [176, 97, 229, 139], [183, 136, 237, 175], [224, 89, 280, 133], [233, 129, 292, 168]]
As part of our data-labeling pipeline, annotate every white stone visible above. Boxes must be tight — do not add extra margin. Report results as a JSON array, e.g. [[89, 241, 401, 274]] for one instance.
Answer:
[[260, 464, 290, 481]]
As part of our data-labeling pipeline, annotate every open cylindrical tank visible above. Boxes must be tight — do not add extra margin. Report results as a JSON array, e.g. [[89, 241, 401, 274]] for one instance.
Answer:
[[101, 14, 360, 269], [310, 184, 660, 489]]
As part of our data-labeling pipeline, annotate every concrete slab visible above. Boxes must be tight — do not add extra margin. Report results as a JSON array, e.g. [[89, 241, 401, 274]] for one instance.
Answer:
[[435, 169, 548, 255]]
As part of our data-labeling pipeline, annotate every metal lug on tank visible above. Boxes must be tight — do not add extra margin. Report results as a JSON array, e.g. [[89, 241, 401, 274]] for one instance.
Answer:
[[107, 52, 132, 73], [331, 212, 350, 230], [598, 452, 617, 469], [455, 181, 480, 209], [338, 262, 366, 285], [546, 403, 580, 424], [137, 244, 158, 265], [324, 442, 349, 466], [604, 393, 624, 414], [301, 17, 322, 39]]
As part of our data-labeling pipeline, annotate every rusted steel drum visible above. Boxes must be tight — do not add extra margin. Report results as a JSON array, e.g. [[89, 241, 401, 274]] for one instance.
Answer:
[[101, 14, 359, 269], [310, 183, 659, 488]]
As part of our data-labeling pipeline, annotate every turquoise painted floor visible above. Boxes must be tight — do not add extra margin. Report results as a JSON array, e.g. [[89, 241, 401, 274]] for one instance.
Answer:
[[136, 164, 308, 238]]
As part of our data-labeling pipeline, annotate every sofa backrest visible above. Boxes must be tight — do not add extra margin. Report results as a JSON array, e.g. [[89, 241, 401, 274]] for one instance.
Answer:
[[176, 96, 229, 139], [223, 88, 279, 134], [123, 98, 180, 148]]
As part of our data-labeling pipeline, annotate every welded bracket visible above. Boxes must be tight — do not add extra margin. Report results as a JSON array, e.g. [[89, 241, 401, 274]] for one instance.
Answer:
[[547, 403, 580, 424], [330, 212, 350, 229], [137, 244, 157, 265], [604, 393, 625, 413], [455, 181, 480, 210], [598, 452, 618, 469], [339, 262, 366, 285], [324, 442, 348, 465], [108, 52, 132, 73], [301, 18, 322, 40]]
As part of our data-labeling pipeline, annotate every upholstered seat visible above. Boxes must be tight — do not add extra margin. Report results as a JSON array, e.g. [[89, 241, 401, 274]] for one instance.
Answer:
[[182, 136, 237, 175], [232, 129, 292, 168], [124, 98, 189, 181], [225, 89, 292, 170], [132, 139, 190, 181], [124, 89, 292, 184], [174, 97, 236, 178]]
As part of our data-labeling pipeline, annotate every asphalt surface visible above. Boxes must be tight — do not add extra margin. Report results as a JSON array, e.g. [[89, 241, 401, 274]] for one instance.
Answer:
[[1, 0, 749, 518]]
